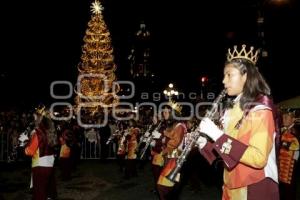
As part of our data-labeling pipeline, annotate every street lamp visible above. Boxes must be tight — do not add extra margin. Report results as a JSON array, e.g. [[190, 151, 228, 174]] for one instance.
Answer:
[[163, 83, 179, 101]]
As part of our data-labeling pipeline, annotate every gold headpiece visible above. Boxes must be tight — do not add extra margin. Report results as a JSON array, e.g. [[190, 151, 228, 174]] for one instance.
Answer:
[[35, 104, 46, 115], [167, 100, 182, 114], [227, 44, 259, 64]]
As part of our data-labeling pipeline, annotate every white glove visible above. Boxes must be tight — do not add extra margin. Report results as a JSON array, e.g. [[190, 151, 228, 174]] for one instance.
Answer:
[[150, 140, 156, 147], [142, 137, 148, 142], [19, 132, 29, 143], [144, 131, 151, 137], [199, 117, 223, 141], [18, 132, 29, 147], [152, 130, 161, 139], [196, 136, 207, 150]]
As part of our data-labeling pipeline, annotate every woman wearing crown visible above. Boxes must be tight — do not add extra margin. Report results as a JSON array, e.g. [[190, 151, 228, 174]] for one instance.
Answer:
[[196, 44, 280, 200], [24, 106, 58, 200]]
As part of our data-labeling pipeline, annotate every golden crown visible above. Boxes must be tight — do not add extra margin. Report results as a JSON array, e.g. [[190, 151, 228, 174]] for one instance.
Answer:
[[35, 104, 46, 115], [227, 44, 260, 64], [167, 100, 182, 114]]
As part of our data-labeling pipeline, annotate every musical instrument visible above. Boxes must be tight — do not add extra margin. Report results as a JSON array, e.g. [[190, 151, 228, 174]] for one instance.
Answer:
[[106, 130, 122, 145], [18, 104, 58, 148], [117, 129, 130, 155], [139, 121, 162, 159], [7, 121, 35, 162], [18, 121, 35, 147], [136, 123, 154, 152], [166, 89, 226, 182]]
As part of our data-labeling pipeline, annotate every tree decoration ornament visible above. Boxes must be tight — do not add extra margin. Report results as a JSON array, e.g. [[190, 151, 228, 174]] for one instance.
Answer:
[[91, 0, 103, 15]]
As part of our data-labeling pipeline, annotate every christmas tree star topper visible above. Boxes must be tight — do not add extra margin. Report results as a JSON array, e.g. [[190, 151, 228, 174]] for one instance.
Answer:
[[91, 0, 103, 15]]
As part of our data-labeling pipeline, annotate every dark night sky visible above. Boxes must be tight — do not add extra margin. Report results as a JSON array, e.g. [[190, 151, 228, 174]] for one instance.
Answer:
[[1, 0, 299, 109]]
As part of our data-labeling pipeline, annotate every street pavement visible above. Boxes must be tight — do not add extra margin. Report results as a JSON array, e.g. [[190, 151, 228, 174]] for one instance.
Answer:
[[1, 159, 299, 200]]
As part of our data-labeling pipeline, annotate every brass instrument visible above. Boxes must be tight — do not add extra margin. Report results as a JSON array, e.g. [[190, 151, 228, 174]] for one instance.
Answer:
[[136, 123, 154, 152], [166, 89, 226, 182], [139, 121, 162, 159]]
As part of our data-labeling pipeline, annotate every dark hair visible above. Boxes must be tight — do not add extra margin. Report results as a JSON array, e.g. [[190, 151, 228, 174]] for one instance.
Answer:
[[39, 116, 51, 130], [225, 58, 271, 110], [129, 119, 137, 127], [38, 116, 57, 147], [281, 108, 297, 117], [161, 105, 179, 128]]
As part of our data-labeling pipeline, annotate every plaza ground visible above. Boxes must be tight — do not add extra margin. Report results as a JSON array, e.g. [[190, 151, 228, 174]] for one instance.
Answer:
[[1, 159, 299, 200]]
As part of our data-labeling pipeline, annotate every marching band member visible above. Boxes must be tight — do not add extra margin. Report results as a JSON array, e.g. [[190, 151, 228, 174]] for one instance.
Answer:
[[24, 105, 58, 200], [157, 102, 187, 200], [149, 114, 166, 195], [116, 121, 128, 172], [124, 119, 140, 179], [279, 109, 300, 200], [196, 44, 280, 200], [59, 128, 72, 181]]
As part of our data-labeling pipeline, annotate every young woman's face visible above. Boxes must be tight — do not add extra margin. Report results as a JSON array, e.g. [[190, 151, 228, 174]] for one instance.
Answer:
[[162, 108, 171, 120], [222, 64, 247, 96]]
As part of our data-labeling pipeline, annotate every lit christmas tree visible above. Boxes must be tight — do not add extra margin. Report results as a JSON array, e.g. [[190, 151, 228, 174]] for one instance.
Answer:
[[75, 0, 119, 120]]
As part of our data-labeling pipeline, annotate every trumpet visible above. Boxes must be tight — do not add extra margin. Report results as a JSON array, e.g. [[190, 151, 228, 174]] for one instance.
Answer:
[[139, 121, 162, 159], [166, 89, 226, 182]]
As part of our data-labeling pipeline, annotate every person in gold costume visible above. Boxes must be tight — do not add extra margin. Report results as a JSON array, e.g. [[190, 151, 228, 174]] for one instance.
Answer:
[[196, 44, 280, 200]]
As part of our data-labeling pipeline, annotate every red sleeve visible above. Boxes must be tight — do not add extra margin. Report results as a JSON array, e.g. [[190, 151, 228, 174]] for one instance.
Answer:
[[199, 141, 217, 165], [213, 134, 247, 170], [163, 124, 186, 155], [25, 133, 38, 156]]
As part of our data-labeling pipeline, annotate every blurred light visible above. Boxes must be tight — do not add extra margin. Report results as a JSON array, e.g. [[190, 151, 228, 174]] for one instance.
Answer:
[[201, 76, 208, 83], [262, 50, 268, 57], [53, 112, 60, 116], [164, 83, 179, 98], [270, 0, 289, 5]]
